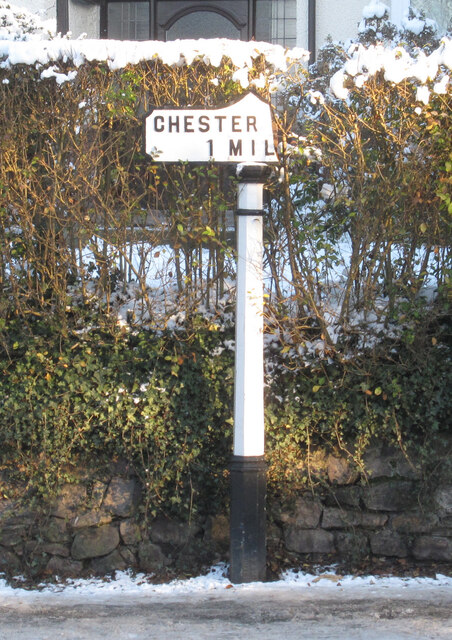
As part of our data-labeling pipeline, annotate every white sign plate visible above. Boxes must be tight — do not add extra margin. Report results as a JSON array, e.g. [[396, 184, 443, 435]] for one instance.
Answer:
[[145, 93, 277, 164]]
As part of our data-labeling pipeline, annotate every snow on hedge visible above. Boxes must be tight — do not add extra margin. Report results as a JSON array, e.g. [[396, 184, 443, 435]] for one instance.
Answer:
[[1, 31, 451, 103], [0, 1, 309, 85], [0, 34, 309, 83], [330, 37, 452, 101]]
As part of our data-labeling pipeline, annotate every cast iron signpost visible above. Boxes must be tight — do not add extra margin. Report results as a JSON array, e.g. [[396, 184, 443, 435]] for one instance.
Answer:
[[145, 93, 276, 583]]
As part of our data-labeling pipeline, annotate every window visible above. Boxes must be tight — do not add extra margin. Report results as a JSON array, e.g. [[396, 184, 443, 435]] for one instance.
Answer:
[[274, 0, 297, 47], [166, 11, 241, 40], [107, 2, 150, 40], [101, 0, 297, 46]]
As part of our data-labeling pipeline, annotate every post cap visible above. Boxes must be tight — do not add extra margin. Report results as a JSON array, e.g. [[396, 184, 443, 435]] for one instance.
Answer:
[[236, 163, 273, 183]]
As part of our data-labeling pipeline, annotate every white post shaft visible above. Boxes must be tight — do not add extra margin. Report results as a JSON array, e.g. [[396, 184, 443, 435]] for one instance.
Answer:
[[233, 181, 265, 457]]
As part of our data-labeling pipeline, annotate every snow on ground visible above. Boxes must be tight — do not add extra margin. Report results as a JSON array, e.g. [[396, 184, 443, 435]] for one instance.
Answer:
[[1, 565, 452, 602]]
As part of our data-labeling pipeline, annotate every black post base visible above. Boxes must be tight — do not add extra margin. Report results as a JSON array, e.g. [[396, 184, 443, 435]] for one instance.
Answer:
[[229, 455, 267, 584]]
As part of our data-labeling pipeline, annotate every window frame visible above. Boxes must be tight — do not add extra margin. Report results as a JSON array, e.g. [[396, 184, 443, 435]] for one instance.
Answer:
[[100, 0, 258, 40]]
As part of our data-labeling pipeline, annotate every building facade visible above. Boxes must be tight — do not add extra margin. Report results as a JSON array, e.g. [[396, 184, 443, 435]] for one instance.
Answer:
[[24, 0, 452, 52]]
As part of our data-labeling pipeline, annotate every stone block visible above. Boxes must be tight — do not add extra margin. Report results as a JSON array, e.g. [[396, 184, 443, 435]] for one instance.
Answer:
[[434, 485, 452, 516], [328, 486, 362, 509], [327, 455, 359, 485], [205, 514, 229, 548], [279, 496, 323, 529], [41, 542, 70, 557], [45, 556, 83, 577], [119, 546, 137, 566], [413, 536, 452, 562], [390, 511, 438, 533], [363, 445, 420, 480], [362, 480, 416, 512], [363, 446, 394, 479], [71, 524, 120, 560], [50, 484, 86, 519], [322, 507, 387, 529], [72, 510, 113, 530], [90, 549, 127, 575], [102, 477, 139, 517], [284, 527, 335, 554], [430, 527, 452, 536], [120, 520, 142, 545], [0, 526, 25, 547], [89, 481, 108, 509], [150, 518, 200, 547], [41, 517, 71, 544], [0, 545, 21, 574], [0, 502, 34, 527], [23, 540, 44, 556], [395, 456, 422, 480], [370, 530, 408, 557], [138, 541, 169, 572], [335, 531, 370, 562]]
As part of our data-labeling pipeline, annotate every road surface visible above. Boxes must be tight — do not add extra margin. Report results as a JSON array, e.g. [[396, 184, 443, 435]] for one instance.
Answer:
[[0, 579, 451, 639]]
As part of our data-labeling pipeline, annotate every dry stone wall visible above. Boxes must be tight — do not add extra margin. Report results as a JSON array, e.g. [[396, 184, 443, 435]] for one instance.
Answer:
[[0, 442, 451, 579], [268, 442, 452, 566]]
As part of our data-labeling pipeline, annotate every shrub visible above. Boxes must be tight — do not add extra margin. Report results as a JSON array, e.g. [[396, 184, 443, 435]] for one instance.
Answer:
[[0, 315, 235, 517]]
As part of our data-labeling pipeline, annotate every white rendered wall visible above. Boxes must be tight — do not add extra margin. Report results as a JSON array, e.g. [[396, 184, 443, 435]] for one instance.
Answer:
[[68, 1, 99, 38], [316, 0, 369, 47], [296, 0, 309, 49], [297, 0, 374, 53]]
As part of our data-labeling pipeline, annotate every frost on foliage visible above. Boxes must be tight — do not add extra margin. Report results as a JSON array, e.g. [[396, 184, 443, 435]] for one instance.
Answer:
[[0, 1, 55, 40]]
